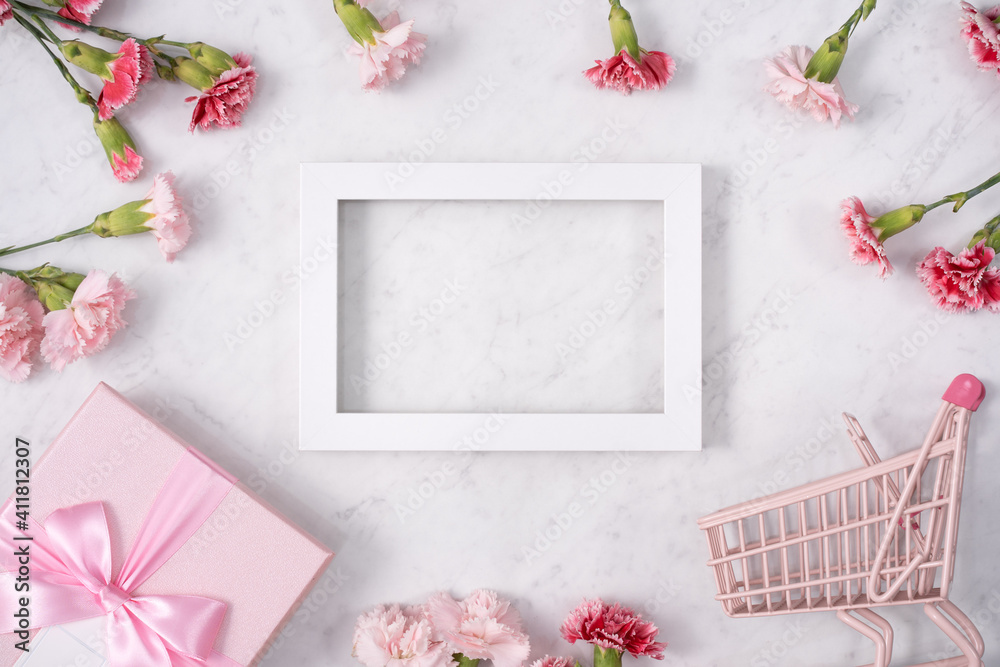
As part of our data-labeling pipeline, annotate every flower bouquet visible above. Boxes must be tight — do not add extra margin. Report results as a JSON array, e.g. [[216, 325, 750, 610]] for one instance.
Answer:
[[0, 1, 258, 182], [0, 172, 190, 382]]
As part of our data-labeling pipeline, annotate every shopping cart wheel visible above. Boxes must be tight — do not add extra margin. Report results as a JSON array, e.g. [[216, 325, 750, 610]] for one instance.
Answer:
[[838, 608, 893, 667]]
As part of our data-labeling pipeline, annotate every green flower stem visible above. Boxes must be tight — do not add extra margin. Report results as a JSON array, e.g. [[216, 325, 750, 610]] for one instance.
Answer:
[[11, 1, 130, 40], [924, 168, 1000, 213], [12, 2, 180, 68], [594, 646, 624, 667], [12, 11, 98, 112], [155, 38, 191, 48], [453, 654, 480, 667], [0, 225, 95, 258]]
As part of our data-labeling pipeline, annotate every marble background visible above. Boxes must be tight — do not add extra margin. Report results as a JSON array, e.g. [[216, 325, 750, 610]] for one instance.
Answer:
[[2, 0, 1000, 664]]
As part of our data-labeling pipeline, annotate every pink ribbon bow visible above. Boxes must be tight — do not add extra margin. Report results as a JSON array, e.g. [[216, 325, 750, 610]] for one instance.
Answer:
[[1, 450, 241, 666]]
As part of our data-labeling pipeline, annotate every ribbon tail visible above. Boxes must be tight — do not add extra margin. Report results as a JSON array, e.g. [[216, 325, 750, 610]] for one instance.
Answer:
[[123, 594, 227, 663], [107, 605, 172, 667]]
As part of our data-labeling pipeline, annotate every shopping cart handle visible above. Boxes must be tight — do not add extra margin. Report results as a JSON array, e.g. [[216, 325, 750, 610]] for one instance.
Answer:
[[943, 374, 985, 411]]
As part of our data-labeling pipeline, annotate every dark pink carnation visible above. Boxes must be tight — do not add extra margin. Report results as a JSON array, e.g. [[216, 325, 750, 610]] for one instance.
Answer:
[[917, 241, 1000, 312], [97, 39, 153, 121], [187, 52, 258, 132], [960, 1, 1000, 75], [561, 599, 666, 660], [841, 196, 893, 279], [110, 144, 143, 183], [0, 1, 13, 27], [584, 49, 675, 94], [57, 0, 102, 26]]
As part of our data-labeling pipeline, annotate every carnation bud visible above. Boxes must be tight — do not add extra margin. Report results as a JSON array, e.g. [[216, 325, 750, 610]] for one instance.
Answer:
[[608, 1, 641, 61], [59, 40, 117, 80], [332, 0, 385, 45], [186, 42, 238, 77], [968, 214, 1000, 251], [804, 25, 850, 83], [93, 116, 139, 169], [155, 62, 176, 81], [871, 205, 926, 242], [172, 57, 217, 92], [861, 0, 877, 19], [92, 200, 155, 238]]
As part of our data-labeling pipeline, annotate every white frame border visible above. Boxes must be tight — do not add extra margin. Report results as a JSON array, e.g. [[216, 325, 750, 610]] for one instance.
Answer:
[[300, 163, 701, 451]]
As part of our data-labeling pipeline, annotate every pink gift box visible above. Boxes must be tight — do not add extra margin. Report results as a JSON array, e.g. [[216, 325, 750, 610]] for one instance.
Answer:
[[0, 383, 334, 666]]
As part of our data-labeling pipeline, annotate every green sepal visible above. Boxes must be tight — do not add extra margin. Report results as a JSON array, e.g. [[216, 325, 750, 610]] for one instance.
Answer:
[[333, 0, 385, 45], [93, 201, 154, 238], [172, 57, 217, 92], [187, 42, 237, 77], [804, 25, 850, 83], [59, 40, 117, 81], [872, 205, 926, 243], [93, 116, 138, 166], [594, 645, 624, 667], [21, 265, 86, 311], [608, 2, 641, 61]]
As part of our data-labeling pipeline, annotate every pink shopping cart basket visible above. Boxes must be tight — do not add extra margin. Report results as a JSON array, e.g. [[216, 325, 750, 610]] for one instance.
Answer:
[[698, 374, 986, 667]]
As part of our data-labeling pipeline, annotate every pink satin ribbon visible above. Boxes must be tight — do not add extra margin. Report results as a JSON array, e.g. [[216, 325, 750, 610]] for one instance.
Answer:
[[1, 449, 241, 666]]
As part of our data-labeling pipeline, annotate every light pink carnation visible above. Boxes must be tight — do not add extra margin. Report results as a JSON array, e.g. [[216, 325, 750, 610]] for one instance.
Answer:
[[57, 0, 102, 26], [427, 590, 530, 667], [347, 11, 426, 92], [353, 604, 454, 667], [0, 1, 13, 27], [765, 45, 858, 128], [841, 196, 893, 279], [561, 599, 666, 660], [40, 270, 135, 371], [140, 172, 191, 262], [530, 658, 578, 667], [917, 242, 1000, 312], [0, 274, 45, 383], [187, 52, 258, 132], [960, 2, 1000, 74], [584, 49, 675, 94], [97, 39, 153, 121]]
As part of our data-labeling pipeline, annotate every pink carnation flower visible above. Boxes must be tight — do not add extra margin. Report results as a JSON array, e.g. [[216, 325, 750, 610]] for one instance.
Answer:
[[584, 49, 675, 94], [347, 11, 426, 92], [917, 241, 1000, 312], [841, 196, 894, 279], [0, 274, 45, 383], [57, 0, 102, 26], [960, 2, 1000, 75], [109, 144, 143, 183], [97, 39, 153, 121], [561, 599, 666, 660], [187, 52, 258, 132], [0, 1, 13, 27], [140, 172, 191, 262], [531, 658, 578, 667], [40, 270, 135, 371], [765, 45, 858, 128], [353, 604, 453, 667], [427, 590, 530, 667]]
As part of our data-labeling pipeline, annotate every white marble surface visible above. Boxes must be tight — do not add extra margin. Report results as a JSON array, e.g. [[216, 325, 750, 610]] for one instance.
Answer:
[[2, 0, 1000, 665]]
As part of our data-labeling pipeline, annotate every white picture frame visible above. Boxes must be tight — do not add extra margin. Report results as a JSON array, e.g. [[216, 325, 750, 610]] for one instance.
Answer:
[[299, 163, 701, 451]]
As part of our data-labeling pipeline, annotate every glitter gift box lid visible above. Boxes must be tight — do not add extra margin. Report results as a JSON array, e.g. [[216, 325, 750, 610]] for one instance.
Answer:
[[0, 383, 334, 666]]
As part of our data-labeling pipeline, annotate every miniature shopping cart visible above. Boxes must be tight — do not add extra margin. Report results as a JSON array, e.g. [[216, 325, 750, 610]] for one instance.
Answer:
[[698, 374, 987, 667]]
